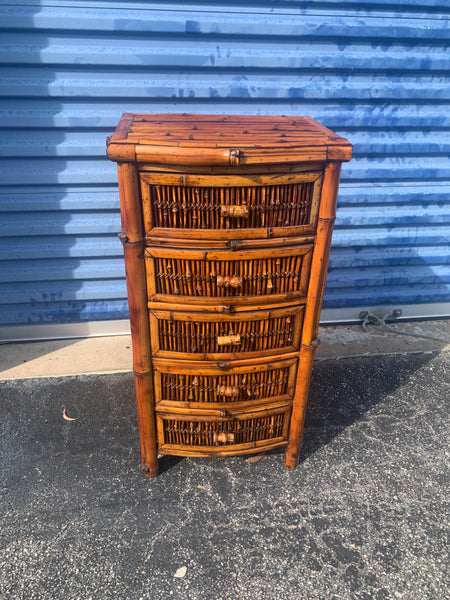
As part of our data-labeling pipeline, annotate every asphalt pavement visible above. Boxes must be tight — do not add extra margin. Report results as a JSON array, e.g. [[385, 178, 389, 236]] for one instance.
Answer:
[[1, 351, 449, 599]]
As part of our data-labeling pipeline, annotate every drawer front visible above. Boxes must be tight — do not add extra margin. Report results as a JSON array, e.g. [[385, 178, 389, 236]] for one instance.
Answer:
[[140, 172, 322, 240], [156, 406, 291, 456], [153, 356, 298, 412], [145, 245, 313, 306], [149, 306, 303, 360]]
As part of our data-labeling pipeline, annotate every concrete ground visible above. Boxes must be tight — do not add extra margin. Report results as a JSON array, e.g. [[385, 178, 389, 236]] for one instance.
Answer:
[[1, 321, 449, 599]]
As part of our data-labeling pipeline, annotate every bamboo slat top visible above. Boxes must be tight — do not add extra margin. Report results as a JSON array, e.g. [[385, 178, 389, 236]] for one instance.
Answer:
[[107, 113, 352, 165]]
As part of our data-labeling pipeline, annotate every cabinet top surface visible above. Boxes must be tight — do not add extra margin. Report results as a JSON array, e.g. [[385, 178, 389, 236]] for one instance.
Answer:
[[107, 113, 352, 165]]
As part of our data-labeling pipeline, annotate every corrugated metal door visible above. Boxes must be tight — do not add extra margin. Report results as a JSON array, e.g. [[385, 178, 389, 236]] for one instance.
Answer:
[[1, 0, 449, 340]]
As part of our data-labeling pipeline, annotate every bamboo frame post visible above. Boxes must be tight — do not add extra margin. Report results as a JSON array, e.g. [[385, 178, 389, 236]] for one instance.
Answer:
[[285, 162, 342, 469], [118, 163, 159, 478]]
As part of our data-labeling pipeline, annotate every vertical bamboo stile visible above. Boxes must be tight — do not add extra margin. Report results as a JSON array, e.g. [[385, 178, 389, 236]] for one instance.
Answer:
[[302, 162, 342, 345], [117, 163, 158, 478], [285, 161, 342, 469]]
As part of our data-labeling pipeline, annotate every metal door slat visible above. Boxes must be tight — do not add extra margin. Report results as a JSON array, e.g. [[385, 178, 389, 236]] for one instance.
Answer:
[[0, 0, 448, 339]]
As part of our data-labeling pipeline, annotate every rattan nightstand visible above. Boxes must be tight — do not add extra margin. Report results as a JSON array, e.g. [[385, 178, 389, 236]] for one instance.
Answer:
[[107, 113, 352, 477]]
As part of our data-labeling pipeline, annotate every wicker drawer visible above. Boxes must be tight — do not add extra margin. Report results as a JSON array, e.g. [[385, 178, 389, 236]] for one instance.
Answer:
[[140, 172, 323, 241], [149, 305, 303, 360], [153, 355, 298, 413], [145, 245, 313, 306], [156, 405, 292, 457]]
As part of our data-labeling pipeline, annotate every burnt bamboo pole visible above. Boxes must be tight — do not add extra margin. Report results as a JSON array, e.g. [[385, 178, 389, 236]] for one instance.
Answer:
[[285, 161, 342, 469], [117, 162, 159, 478]]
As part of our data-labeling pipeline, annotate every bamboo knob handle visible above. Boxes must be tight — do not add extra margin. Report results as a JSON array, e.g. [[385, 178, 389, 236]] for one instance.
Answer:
[[217, 334, 242, 346], [213, 432, 235, 444], [216, 275, 242, 288], [216, 385, 240, 398], [220, 205, 249, 218], [229, 148, 241, 166]]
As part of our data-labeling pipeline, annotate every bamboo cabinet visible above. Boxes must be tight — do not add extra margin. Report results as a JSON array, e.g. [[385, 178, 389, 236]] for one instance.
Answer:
[[107, 114, 352, 477]]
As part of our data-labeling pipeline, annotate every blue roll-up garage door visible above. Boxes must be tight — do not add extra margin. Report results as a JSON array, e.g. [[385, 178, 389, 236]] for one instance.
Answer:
[[1, 0, 449, 340]]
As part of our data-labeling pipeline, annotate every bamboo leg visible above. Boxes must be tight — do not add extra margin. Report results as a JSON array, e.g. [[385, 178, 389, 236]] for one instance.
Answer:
[[134, 371, 159, 477], [284, 339, 319, 468], [285, 162, 342, 470], [118, 163, 158, 478]]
